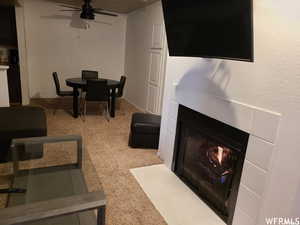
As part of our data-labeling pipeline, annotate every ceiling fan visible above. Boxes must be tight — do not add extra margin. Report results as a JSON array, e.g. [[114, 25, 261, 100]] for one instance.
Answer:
[[0, 0, 21, 6], [59, 0, 118, 20]]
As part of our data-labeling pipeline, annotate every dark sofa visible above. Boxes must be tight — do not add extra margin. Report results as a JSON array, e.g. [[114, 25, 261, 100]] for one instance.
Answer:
[[0, 106, 47, 162]]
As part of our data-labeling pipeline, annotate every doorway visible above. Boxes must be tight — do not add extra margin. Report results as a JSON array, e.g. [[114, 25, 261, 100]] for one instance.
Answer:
[[0, 5, 22, 105]]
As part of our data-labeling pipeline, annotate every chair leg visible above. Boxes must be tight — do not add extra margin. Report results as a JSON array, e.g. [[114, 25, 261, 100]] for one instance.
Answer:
[[80, 96, 84, 115], [105, 102, 110, 122], [83, 100, 87, 121], [79, 90, 84, 114]]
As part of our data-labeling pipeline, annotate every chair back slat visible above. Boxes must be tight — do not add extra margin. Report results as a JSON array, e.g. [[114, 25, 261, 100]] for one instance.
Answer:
[[82, 70, 99, 80], [117, 76, 126, 97], [52, 72, 61, 95], [86, 80, 109, 102]]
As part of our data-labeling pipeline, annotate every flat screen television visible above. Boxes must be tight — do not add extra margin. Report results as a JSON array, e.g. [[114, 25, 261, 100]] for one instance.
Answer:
[[161, 0, 254, 62]]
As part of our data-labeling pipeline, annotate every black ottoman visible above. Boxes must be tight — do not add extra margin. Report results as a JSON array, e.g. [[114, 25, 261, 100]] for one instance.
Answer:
[[129, 113, 161, 149]]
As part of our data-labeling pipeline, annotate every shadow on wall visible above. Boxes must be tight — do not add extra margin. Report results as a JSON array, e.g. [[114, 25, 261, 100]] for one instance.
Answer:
[[175, 59, 237, 126]]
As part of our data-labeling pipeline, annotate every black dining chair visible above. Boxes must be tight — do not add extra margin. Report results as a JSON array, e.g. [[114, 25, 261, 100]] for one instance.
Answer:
[[115, 76, 127, 111], [81, 70, 99, 80], [80, 70, 99, 101], [82, 79, 110, 121], [116, 76, 127, 98], [52, 72, 73, 114]]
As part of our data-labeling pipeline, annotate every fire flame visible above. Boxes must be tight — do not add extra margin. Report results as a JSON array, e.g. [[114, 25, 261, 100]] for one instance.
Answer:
[[217, 146, 224, 165]]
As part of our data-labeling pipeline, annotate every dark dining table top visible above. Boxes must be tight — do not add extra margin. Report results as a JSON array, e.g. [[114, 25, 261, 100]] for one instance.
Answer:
[[66, 78, 120, 89]]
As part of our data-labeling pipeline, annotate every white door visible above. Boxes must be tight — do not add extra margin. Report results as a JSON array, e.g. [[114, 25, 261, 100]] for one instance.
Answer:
[[146, 23, 166, 115]]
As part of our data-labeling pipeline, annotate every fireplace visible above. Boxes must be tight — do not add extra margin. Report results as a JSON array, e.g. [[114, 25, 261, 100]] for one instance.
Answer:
[[172, 105, 249, 224]]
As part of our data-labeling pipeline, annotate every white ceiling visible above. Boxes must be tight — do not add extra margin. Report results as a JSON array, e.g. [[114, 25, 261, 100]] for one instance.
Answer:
[[45, 0, 159, 14]]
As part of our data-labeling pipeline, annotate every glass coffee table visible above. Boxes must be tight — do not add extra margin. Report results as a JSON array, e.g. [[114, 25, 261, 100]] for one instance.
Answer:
[[0, 135, 106, 225]]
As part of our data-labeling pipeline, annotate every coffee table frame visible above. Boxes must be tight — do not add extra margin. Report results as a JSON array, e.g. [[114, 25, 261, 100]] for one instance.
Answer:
[[0, 135, 106, 225]]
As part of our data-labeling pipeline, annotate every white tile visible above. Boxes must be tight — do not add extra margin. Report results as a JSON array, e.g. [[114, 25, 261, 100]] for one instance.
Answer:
[[131, 165, 225, 225], [236, 184, 261, 221], [230, 101, 254, 133], [251, 109, 281, 143], [232, 208, 256, 225], [163, 132, 176, 168], [241, 160, 268, 196], [211, 98, 253, 133], [246, 135, 274, 171], [168, 100, 179, 120], [167, 117, 177, 137], [158, 131, 167, 158], [170, 82, 178, 100]]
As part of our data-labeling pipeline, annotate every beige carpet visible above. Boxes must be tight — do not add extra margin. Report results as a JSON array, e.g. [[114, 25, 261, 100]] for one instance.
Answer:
[[0, 99, 167, 225]]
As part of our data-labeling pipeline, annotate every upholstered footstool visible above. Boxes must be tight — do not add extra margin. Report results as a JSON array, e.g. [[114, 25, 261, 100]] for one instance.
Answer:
[[129, 113, 161, 149]]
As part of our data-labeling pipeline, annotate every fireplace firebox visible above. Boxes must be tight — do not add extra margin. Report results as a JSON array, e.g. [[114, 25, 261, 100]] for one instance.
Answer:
[[172, 105, 249, 224]]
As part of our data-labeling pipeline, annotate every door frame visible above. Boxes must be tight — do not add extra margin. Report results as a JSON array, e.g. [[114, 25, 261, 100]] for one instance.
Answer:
[[15, 0, 30, 105]]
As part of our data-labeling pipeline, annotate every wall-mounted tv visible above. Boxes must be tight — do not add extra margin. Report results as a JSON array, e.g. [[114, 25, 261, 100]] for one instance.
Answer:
[[161, 0, 254, 62]]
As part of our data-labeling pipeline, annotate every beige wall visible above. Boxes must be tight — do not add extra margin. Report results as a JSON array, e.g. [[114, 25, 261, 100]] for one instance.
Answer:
[[124, 2, 165, 111], [22, 0, 127, 98]]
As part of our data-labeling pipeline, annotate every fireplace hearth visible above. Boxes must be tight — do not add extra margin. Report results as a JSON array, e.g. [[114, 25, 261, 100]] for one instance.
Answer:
[[172, 105, 249, 224]]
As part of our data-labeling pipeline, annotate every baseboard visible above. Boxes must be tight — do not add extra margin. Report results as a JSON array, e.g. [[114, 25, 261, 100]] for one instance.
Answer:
[[123, 97, 146, 113]]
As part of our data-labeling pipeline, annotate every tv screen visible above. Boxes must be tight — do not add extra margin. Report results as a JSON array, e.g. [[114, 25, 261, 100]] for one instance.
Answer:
[[161, 0, 254, 62]]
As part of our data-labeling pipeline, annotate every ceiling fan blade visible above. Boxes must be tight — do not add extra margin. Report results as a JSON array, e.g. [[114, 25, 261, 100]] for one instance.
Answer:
[[93, 20, 113, 26], [94, 10, 118, 17], [60, 9, 81, 11], [59, 4, 81, 10], [40, 15, 72, 20], [0, 0, 21, 6]]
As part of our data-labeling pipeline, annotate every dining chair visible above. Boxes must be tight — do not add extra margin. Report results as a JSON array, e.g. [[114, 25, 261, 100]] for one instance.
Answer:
[[80, 70, 99, 104], [52, 72, 73, 114], [116, 76, 127, 98], [82, 79, 110, 121], [116, 76, 127, 111], [81, 70, 99, 80]]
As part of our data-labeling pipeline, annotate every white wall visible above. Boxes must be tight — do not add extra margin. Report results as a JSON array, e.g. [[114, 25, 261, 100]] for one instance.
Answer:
[[159, 0, 300, 223], [124, 2, 165, 111], [22, 0, 127, 98]]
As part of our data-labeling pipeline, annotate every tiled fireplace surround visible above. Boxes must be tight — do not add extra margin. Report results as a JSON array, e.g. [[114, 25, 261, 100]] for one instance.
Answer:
[[158, 61, 281, 225]]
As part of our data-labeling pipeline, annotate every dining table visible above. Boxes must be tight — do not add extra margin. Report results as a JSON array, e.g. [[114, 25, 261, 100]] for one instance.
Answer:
[[66, 78, 120, 118]]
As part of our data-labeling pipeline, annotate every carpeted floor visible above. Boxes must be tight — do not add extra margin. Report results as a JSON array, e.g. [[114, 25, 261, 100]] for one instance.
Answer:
[[0, 99, 167, 225]]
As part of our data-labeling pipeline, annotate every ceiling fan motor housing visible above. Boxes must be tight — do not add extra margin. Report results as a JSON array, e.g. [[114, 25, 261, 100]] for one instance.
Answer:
[[59, 0, 117, 20], [80, 2, 95, 20], [80, 11, 95, 20]]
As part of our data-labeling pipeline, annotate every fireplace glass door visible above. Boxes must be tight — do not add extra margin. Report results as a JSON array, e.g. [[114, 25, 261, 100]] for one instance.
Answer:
[[177, 126, 240, 216], [173, 105, 249, 224]]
